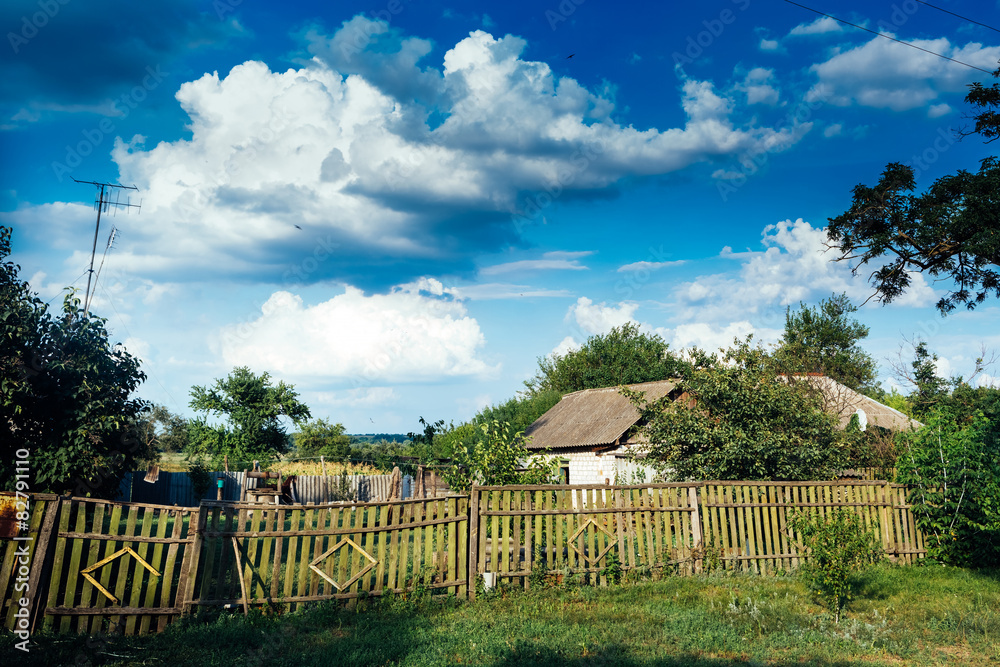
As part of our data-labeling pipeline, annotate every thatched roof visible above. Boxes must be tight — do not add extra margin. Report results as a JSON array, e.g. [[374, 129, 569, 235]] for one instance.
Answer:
[[524, 375, 920, 451], [523, 380, 677, 450]]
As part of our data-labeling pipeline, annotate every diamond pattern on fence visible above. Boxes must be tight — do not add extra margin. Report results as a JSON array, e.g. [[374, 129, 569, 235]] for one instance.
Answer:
[[568, 518, 615, 566], [308, 538, 378, 591], [80, 545, 161, 605]]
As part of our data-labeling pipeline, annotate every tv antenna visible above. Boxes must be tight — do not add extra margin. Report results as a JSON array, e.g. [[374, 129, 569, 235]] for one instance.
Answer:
[[73, 179, 141, 317]]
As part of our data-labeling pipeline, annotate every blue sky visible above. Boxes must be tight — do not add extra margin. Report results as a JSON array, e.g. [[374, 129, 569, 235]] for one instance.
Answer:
[[3, 0, 999, 433]]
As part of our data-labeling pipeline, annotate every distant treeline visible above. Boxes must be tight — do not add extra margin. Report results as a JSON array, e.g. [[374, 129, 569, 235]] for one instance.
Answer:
[[349, 433, 410, 444]]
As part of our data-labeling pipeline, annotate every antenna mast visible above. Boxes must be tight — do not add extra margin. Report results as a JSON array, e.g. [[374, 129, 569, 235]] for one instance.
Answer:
[[72, 179, 141, 317]]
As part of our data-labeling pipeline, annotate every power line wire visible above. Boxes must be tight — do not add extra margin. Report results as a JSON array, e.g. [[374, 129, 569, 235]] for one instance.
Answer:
[[914, 0, 1000, 34], [45, 268, 91, 306], [782, 0, 995, 74]]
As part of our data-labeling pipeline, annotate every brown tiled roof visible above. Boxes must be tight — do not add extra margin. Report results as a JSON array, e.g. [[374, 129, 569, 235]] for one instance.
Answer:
[[523, 380, 677, 450]]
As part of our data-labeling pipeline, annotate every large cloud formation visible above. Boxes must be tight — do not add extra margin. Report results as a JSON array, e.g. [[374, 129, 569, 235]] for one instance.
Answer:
[[104, 16, 807, 289], [217, 278, 496, 383]]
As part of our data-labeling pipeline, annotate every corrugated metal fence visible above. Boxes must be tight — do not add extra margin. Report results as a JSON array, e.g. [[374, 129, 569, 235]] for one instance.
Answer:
[[291, 474, 412, 504], [117, 472, 413, 506]]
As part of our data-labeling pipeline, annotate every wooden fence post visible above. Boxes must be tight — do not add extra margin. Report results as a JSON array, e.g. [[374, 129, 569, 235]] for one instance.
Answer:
[[27, 497, 61, 632], [615, 486, 625, 565], [178, 503, 208, 616], [467, 484, 480, 600], [689, 485, 703, 574]]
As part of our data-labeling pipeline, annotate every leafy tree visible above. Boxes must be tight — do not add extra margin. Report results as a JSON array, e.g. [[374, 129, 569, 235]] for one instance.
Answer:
[[474, 389, 563, 433], [353, 438, 409, 473], [1, 226, 153, 497], [896, 409, 1000, 568], [441, 420, 558, 493], [773, 293, 878, 392], [293, 418, 352, 459], [626, 338, 845, 481], [525, 323, 688, 395], [907, 341, 952, 417], [406, 416, 449, 462], [826, 68, 1000, 314], [789, 508, 884, 623], [186, 366, 311, 466], [135, 404, 189, 453]]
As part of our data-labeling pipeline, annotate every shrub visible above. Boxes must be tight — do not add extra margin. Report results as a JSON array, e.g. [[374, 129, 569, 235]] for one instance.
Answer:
[[440, 420, 557, 492], [789, 508, 884, 622], [896, 408, 1000, 567]]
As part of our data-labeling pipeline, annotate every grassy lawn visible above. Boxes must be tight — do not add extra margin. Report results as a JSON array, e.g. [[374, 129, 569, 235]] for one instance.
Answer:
[[4, 564, 998, 666]]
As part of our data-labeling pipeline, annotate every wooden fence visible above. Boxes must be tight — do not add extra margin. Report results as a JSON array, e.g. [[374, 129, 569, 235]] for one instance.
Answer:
[[470, 484, 701, 594], [1, 480, 925, 636], [193, 495, 469, 612]]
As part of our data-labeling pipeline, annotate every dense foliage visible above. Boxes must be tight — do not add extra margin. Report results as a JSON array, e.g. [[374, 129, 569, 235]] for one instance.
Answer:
[[293, 418, 352, 459], [133, 404, 190, 454], [827, 69, 1000, 314], [524, 323, 688, 395], [627, 338, 846, 481], [896, 408, 1000, 568], [439, 419, 557, 492], [774, 293, 878, 392], [473, 389, 563, 433], [1, 226, 154, 497], [186, 366, 311, 466]]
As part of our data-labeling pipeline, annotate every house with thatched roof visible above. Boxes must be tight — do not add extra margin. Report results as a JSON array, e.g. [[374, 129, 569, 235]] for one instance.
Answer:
[[523, 376, 920, 485]]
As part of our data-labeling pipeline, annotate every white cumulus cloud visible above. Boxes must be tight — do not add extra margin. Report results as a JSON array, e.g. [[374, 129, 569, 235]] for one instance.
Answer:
[[28, 15, 815, 290], [568, 296, 638, 336], [673, 219, 938, 324], [789, 17, 843, 36], [217, 281, 496, 382], [807, 35, 1000, 111]]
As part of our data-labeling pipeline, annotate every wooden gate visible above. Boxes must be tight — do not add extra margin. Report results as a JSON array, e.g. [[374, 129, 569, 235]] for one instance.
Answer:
[[40, 497, 198, 634], [191, 496, 469, 612]]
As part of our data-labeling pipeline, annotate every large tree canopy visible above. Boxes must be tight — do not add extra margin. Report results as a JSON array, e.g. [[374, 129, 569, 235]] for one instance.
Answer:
[[525, 322, 689, 395], [827, 68, 1000, 314], [187, 366, 311, 465], [1, 226, 153, 497], [293, 418, 352, 459], [626, 339, 845, 482], [773, 293, 877, 392]]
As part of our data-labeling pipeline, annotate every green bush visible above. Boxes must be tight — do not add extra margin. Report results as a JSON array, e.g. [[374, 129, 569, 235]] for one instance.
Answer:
[[790, 508, 884, 622], [896, 408, 1000, 567]]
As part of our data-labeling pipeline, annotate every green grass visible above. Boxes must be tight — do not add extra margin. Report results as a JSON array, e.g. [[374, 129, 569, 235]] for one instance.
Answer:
[[4, 564, 999, 666]]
